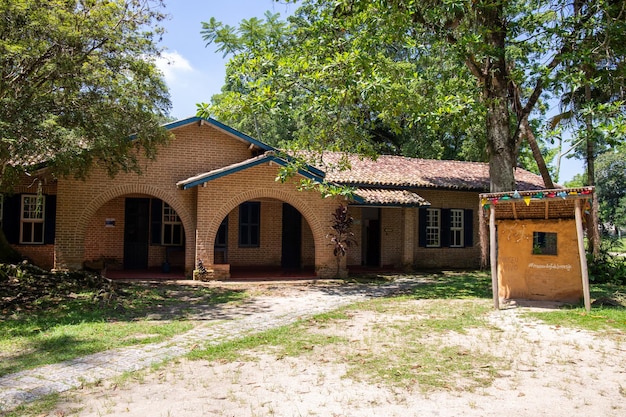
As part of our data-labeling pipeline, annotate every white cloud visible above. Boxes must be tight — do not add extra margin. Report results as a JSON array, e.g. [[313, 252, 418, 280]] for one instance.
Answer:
[[155, 51, 194, 84]]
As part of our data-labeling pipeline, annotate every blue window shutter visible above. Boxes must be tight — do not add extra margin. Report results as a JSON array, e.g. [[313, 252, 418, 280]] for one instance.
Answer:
[[44, 195, 56, 244], [441, 208, 450, 247], [239, 202, 260, 247], [151, 199, 162, 245], [418, 207, 427, 247], [464, 209, 474, 247], [4, 195, 20, 244]]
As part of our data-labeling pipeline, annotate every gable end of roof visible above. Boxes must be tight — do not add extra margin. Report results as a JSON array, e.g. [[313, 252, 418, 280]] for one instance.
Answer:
[[164, 117, 274, 152]]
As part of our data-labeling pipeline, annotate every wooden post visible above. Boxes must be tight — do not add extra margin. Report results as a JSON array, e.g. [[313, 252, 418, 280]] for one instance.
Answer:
[[194, 229, 199, 270], [575, 200, 591, 312], [489, 207, 499, 309]]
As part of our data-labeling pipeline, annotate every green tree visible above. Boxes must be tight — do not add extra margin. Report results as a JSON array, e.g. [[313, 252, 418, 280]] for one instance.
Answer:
[[596, 148, 626, 230], [0, 0, 171, 187], [349, 0, 626, 191], [202, 1, 626, 193], [200, 4, 487, 163]]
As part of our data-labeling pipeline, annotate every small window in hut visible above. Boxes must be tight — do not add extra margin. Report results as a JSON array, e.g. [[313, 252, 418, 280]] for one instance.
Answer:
[[532, 232, 557, 255]]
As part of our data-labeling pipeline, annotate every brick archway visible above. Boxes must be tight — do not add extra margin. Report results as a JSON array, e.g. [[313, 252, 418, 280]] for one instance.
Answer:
[[200, 188, 325, 272], [66, 184, 194, 273]]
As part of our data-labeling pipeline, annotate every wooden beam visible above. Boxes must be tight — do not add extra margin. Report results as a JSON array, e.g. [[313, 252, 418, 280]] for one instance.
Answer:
[[489, 207, 499, 310], [575, 200, 591, 312], [544, 200, 549, 219], [512, 202, 518, 220]]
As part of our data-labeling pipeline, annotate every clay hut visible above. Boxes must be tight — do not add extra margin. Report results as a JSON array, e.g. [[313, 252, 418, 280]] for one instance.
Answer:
[[479, 187, 595, 311]]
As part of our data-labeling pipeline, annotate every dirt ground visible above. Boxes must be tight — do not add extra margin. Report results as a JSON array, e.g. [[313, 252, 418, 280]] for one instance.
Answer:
[[51, 286, 626, 417]]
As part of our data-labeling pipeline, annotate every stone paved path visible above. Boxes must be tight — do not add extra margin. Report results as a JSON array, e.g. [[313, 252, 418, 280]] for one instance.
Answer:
[[0, 277, 423, 413]]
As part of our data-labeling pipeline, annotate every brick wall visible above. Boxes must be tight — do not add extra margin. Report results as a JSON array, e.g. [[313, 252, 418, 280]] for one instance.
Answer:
[[413, 190, 481, 269], [36, 119, 488, 276], [381, 208, 404, 268], [84, 196, 125, 264], [53, 120, 348, 277], [55, 122, 253, 274], [195, 164, 344, 277], [9, 245, 55, 270]]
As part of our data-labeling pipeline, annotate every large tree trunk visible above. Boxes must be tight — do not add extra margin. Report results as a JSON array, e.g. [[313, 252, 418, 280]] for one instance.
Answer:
[[0, 229, 21, 264], [583, 83, 600, 258], [478, 1, 516, 193], [486, 96, 516, 192], [521, 120, 555, 189]]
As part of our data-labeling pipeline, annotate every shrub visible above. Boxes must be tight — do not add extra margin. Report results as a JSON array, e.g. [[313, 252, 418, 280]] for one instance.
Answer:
[[588, 236, 626, 285]]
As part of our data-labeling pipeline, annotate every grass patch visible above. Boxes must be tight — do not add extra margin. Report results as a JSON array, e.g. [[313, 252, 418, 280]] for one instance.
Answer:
[[189, 287, 503, 393], [0, 319, 192, 377], [339, 298, 502, 392], [524, 307, 626, 332], [188, 316, 348, 362], [0, 270, 248, 377], [406, 270, 493, 299], [0, 393, 61, 417], [522, 284, 626, 332]]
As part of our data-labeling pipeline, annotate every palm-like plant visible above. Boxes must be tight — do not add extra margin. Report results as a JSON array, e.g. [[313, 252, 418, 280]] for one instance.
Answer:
[[327, 204, 357, 277]]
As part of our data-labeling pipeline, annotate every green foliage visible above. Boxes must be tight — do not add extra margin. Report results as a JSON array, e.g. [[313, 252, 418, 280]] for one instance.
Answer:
[[587, 237, 626, 285], [0, 0, 171, 186], [0, 263, 247, 376], [201, 2, 486, 163], [596, 149, 626, 228], [563, 173, 587, 188], [205, 0, 626, 192]]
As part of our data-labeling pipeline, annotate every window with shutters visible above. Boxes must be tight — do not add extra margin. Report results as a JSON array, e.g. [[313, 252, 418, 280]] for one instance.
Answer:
[[162, 203, 183, 246], [420, 207, 473, 249], [20, 195, 45, 244], [239, 202, 260, 247], [449, 209, 464, 247], [426, 208, 441, 247]]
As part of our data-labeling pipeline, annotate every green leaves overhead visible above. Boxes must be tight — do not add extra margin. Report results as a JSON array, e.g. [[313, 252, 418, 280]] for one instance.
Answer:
[[201, 1, 484, 161], [0, 0, 171, 185], [202, 0, 625, 192]]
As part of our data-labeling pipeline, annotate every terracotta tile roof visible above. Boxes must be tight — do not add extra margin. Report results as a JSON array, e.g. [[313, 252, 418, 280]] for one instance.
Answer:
[[178, 150, 547, 206], [314, 152, 546, 192], [353, 188, 430, 206]]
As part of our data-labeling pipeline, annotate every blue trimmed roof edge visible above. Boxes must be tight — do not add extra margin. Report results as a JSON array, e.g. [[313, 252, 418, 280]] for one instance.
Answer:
[[178, 153, 326, 190], [163, 117, 274, 151]]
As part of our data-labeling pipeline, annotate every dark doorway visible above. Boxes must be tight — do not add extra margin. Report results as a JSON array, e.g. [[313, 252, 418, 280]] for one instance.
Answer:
[[281, 203, 302, 269], [362, 208, 381, 267], [124, 198, 150, 269], [214, 217, 228, 264]]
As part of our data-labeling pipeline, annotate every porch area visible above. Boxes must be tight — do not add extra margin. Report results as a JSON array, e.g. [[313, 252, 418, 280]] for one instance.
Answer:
[[104, 266, 317, 281]]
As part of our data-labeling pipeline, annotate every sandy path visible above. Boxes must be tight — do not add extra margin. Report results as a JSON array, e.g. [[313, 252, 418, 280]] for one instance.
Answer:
[[49, 287, 626, 417]]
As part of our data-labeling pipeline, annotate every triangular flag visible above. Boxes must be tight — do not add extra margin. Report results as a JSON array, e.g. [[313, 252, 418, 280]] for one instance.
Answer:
[[523, 196, 531, 206]]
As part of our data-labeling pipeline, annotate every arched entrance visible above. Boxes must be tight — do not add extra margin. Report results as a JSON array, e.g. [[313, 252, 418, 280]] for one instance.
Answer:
[[62, 182, 194, 277], [81, 194, 186, 276], [208, 198, 315, 278]]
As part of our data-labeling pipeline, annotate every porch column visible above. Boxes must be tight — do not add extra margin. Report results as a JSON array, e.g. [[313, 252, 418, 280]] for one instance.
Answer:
[[402, 208, 416, 271], [489, 206, 499, 310], [575, 200, 591, 312]]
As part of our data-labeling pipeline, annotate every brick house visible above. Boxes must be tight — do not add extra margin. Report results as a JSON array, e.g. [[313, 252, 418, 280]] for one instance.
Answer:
[[1, 117, 546, 278]]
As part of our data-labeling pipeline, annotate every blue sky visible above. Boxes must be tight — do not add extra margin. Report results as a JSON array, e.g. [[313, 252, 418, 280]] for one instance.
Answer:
[[156, 0, 583, 182], [157, 0, 296, 120]]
